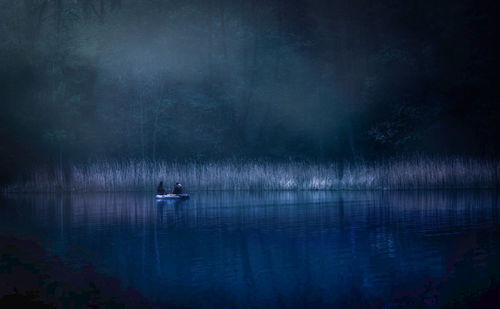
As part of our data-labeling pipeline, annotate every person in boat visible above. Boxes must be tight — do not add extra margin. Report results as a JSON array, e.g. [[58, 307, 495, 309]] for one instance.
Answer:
[[157, 181, 166, 195], [172, 182, 184, 194]]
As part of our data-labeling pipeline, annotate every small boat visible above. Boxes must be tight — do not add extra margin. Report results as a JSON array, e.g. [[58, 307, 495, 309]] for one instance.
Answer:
[[155, 193, 190, 200]]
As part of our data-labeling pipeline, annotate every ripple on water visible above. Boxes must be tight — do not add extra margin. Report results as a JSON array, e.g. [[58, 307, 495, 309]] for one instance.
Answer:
[[1, 190, 499, 307]]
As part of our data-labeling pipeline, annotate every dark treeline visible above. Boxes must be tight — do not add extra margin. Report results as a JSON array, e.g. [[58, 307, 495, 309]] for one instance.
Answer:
[[1, 0, 499, 183]]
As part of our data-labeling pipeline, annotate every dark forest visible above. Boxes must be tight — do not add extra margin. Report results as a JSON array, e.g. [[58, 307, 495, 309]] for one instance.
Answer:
[[1, 0, 499, 187]]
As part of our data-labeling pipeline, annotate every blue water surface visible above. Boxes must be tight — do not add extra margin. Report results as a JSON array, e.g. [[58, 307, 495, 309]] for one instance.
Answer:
[[1, 191, 499, 307]]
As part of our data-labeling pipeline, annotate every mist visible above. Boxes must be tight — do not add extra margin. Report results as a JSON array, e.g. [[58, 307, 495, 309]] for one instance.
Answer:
[[1, 0, 499, 183]]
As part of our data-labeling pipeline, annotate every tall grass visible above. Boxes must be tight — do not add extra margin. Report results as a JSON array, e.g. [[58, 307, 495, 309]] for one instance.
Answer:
[[3, 156, 499, 192]]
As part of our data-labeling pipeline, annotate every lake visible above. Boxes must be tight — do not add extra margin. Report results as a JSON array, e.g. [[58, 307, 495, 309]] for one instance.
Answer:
[[1, 191, 499, 307]]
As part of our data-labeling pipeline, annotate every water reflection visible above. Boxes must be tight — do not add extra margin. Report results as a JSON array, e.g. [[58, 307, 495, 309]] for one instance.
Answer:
[[1, 191, 499, 307]]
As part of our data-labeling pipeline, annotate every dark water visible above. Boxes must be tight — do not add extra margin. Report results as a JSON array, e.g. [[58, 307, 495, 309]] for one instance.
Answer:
[[1, 191, 500, 307]]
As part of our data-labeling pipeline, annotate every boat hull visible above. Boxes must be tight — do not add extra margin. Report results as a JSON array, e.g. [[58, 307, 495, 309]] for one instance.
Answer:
[[155, 194, 190, 200]]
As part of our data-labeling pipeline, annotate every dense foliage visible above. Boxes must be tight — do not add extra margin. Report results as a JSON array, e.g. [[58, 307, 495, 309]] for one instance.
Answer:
[[1, 0, 499, 183]]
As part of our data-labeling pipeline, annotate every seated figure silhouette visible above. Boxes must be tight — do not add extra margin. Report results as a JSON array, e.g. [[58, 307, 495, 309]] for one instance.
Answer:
[[172, 182, 184, 194], [157, 181, 166, 195]]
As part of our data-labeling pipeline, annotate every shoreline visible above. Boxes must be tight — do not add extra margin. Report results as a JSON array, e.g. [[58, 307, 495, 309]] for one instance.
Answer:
[[3, 156, 499, 193], [3, 187, 500, 194]]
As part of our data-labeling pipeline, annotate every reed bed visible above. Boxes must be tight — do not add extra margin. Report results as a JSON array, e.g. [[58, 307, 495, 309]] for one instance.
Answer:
[[3, 156, 499, 192]]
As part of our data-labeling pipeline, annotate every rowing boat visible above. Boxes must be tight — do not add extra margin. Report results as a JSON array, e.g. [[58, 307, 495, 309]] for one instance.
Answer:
[[155, 194, 190, 200]]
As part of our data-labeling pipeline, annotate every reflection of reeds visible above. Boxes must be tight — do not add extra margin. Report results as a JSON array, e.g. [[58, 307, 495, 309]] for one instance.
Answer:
[[4, 156, 499, 192]]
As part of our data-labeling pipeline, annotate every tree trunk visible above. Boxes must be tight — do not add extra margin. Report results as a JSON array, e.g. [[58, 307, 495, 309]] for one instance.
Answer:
[[152, 81, 165, 162]]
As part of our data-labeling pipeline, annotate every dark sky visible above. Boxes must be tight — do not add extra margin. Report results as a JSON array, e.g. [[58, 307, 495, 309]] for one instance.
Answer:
[[0, 0, 499, 178]]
